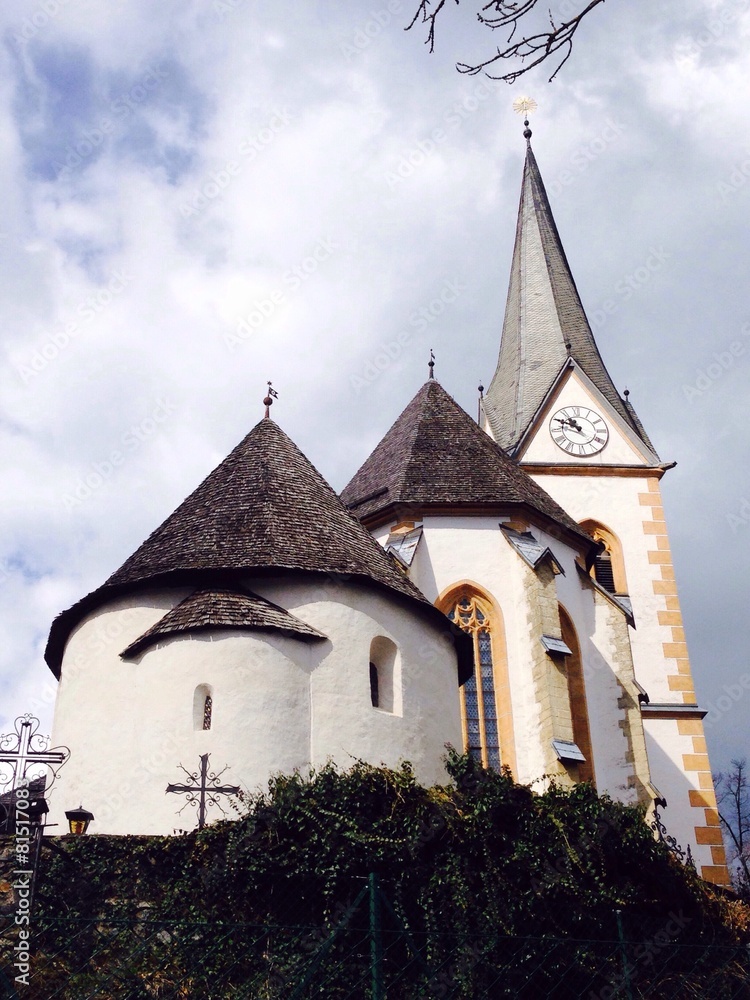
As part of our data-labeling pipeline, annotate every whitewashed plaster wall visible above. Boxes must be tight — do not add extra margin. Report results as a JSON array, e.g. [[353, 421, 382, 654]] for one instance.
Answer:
[[644, 718, 713, 874], [532, 471, 681, 705], [48, 576, 462, 836], [534, 524, 645, 805]]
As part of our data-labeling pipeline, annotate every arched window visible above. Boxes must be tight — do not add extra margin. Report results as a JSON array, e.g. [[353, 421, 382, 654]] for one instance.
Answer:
[[369, 637, 400, 714], [558, 606, 595, 786], [580, 519, 628, 595], [193, 684, 213, 731], [441, 587, 515, 775]]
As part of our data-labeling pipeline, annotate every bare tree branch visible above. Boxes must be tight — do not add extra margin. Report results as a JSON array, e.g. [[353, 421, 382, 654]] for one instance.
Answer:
[[715, 758, 750, 900], [406, 0, 607, 83]]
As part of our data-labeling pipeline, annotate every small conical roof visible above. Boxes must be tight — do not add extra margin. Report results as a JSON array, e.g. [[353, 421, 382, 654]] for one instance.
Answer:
[[46, 418, 445, 675], [483, 144, 656, 455], [341, 380, 593, 548]]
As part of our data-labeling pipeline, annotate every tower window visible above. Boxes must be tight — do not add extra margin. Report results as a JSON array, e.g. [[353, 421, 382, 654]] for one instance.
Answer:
[[593, 550, 615, 592], [202, 694, 213, 730], [580, 519, 628, 595]]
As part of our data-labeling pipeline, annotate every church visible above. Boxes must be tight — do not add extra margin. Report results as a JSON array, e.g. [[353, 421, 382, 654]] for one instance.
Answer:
[[44, 123, 729, 886]]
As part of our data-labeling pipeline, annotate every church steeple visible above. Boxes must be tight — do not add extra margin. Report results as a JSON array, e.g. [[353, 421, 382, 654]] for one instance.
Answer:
[[483, 140, 655, 458]]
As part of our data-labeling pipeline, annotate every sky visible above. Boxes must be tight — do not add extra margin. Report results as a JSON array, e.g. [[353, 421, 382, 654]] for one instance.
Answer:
[[0, 1, 748, 780]]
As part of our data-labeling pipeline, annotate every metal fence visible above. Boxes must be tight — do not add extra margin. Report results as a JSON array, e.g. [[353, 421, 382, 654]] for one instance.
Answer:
[[1, 875, 749, 999]]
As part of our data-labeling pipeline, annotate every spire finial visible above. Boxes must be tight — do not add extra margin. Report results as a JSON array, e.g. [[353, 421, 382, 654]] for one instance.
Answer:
[[624, 387, 630, 400], [263, 381, 278, 419], [477, 382, 485, 424], [428, 349, 435, 380], [513, 96, 537, 145]]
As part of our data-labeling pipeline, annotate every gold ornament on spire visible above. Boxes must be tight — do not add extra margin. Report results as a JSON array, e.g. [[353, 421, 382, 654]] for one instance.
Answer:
[[513, 96, 537, 144], [512, 96, 537, 117]]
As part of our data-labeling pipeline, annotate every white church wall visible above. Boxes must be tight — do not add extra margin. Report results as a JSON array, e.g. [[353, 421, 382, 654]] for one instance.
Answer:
[[48, 591, 313, 836], [644, 718, 714, 874], [254, 576, 462, 788], [48, 576, 464, 835], [406, 515, 558, 786], [537, 527, 641, 803], [532, 472, 677, 703]]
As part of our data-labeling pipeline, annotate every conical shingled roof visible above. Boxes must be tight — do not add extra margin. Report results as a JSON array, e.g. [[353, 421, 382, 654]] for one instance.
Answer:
[[120, 587, 327, 659], [46, 418, 448, 675], [341, 380, 594, 548], [483, 143, 656, 456]]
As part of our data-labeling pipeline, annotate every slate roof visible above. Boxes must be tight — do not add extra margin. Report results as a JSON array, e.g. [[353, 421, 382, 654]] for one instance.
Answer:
[[120, 588, 327, 659], [483, 143, 656, 456], [46, 418, 472, 677], [341, 379, 594, 549]]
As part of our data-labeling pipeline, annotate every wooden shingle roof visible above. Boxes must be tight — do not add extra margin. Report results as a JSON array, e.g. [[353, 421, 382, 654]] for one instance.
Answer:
[[46, 418, 474, 678], [120, 587, 327, 659], [341, 379, 594, 549]]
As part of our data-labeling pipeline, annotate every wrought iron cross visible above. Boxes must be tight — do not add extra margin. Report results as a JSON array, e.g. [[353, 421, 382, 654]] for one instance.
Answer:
[[0, 715, 69, 832], [0, 715, 68, 792], [166, 753, 240, 829]]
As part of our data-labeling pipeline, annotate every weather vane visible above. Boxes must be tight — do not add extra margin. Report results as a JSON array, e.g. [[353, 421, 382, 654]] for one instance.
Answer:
[[512, 96, 537, 143], [263, 381, 278, 419], [428, 349, 435, 380]]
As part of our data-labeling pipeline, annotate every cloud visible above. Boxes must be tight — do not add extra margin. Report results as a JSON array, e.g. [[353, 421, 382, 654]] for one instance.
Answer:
[[0, 1, 747, 785]]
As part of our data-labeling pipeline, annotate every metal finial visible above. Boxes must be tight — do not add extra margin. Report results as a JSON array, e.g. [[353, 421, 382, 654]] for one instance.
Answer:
[[512, 96, 537, 143], [428, 349, 435, 379], [478, 383, 484, 397], [263, 381, 278, 419], [477, 383, 485, 424], [624, 387, 630, 399]]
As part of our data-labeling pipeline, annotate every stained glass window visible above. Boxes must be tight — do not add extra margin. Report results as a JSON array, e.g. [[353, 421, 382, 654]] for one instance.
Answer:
[[449, 595, 502, 771]]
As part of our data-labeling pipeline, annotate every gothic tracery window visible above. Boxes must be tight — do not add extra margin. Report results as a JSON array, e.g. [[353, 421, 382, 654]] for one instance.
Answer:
[[449, 595, 502, 771]]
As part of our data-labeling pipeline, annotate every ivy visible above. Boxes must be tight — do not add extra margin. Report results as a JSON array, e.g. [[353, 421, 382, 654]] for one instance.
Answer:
[[35, 752, 748, 948]]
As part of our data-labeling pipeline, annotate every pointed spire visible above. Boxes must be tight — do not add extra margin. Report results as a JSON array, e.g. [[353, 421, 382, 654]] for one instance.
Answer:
[[483, 142, 655, 456]]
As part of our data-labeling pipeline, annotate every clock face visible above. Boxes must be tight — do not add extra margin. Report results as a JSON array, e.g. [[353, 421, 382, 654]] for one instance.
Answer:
[[549, 406, 609, 456]]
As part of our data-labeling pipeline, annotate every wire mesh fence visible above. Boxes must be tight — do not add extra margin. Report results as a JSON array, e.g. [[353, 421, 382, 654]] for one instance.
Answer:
[[1, 875, 748, 999]]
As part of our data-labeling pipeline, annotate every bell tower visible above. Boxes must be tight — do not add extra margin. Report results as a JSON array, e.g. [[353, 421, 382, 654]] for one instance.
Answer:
[[482, 118, 729, 884]]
